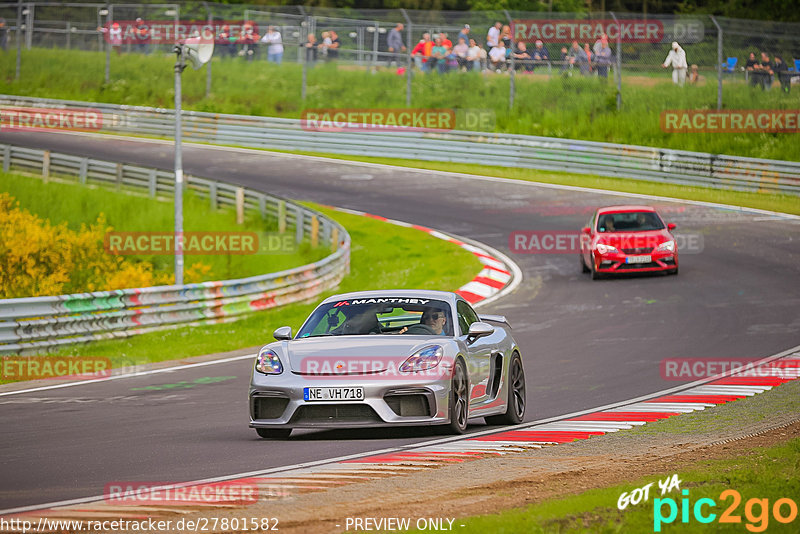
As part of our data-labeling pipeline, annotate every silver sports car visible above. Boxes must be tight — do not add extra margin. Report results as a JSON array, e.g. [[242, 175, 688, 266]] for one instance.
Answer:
[[249, 290, 526, 438]]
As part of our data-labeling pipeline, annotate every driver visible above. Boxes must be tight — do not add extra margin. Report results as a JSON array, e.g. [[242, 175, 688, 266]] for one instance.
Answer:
[[422, 309, 447, 335]]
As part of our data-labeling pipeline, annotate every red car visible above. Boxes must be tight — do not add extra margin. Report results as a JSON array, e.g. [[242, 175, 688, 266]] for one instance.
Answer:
[[580, 206, 679, 279]]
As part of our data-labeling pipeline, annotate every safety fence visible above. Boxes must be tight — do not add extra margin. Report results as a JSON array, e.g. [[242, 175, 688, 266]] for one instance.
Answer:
[[2, 4, 799, 108], [2, 94, 798, 196], [0, 142, 351, 355]]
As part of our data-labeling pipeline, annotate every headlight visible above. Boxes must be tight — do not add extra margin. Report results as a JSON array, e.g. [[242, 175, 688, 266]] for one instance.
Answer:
[[595, 243, 619, 254], [655, 240, 676, 252], [400, 345, 443, 373], [255, 348, 283, 375]]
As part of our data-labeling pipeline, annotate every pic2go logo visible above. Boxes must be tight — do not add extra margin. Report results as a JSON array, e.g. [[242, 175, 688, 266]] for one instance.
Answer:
[[654, 489, 798, 532]]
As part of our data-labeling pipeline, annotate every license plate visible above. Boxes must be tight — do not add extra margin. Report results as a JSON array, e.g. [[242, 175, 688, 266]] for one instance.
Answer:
[[304, 387, 365, 402], [625, 255, 652, 264]]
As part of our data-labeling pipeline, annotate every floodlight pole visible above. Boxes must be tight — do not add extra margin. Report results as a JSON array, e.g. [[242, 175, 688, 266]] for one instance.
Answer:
[[174, 45, 187, 286]]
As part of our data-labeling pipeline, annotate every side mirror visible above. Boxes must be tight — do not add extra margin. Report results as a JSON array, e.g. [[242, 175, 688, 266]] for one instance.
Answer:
[[467, 322, 494, 342], [581, 226, 591, 235], [667, 223, 677, 231], [273, 326, 293, 341]]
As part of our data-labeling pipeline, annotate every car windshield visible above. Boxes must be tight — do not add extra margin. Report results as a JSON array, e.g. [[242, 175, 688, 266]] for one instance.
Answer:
[[597, 211, 664, 233], [296, 298, 453, 338]]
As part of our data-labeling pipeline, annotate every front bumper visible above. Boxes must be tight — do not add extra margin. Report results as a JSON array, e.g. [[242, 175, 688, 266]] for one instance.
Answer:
[[249, 369, 453, 429], [593, 250, 678, 274]]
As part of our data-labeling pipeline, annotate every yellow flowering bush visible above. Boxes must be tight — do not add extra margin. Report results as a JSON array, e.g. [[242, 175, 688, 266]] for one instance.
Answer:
[[0, 193, 213, 298]]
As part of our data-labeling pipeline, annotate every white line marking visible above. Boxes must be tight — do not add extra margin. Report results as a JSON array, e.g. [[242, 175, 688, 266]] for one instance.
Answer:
[[0, 354, 256, 397]]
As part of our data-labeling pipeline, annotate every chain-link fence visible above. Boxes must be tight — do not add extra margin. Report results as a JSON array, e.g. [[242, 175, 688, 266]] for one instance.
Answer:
[[3, 3, 800, 116]]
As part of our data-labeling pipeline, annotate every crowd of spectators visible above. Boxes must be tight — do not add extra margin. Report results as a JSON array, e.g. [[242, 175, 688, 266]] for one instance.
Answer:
[[744, 51, 792, 92], [96, 17, 796, 93]]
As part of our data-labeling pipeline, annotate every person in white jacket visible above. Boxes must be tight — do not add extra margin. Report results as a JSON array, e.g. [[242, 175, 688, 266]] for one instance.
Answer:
[[662, 41, 687, 86]]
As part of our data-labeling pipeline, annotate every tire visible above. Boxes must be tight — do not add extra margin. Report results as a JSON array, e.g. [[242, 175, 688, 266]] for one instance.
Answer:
[[590, 258, 602, 280], [255, 427, 292, 439], [445, 358, 469, 434], [580, 254, 590, 273], [485, 352, 526, 425]]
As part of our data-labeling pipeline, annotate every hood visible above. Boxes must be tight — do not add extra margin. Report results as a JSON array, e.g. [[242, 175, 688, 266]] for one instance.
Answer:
[[595, 229, 673, 250], [277, 336, 446, 375]]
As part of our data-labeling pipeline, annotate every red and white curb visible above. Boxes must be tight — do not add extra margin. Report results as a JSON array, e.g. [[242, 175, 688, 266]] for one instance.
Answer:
[[4, 346, 798, 524], [324, 206, 521, 307]]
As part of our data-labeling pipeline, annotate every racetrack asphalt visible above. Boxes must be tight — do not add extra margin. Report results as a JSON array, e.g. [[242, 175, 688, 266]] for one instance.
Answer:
[[1, 130, 798, 510]]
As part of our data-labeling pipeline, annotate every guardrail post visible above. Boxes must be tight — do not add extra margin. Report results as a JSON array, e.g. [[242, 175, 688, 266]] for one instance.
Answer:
[[148, 169, 157, 197], [42, 150, 50, 182], [79, 157, 87, 184], [235, 187, 245, 225], [295, 207, 304, 243], [310, 215, 319, 248], [2, 145, 10, 173], [209, 181, 217, 210], [331, 227, 339, 252], [278, 200, 286, 233], [258, 194, 266, 220], [115, 162, 123, 189]]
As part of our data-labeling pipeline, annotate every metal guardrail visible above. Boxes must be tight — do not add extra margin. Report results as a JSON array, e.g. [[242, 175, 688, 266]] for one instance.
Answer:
[[1, 94, 798, 196], [0, 143, 351, 355]]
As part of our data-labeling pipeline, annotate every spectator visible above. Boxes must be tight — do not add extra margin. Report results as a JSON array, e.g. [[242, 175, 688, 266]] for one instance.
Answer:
[[583, 43, 593, 74], [0, 18, 6, 51], [595, 35, 613, 78], [440, 32, 453, 51], [429, 36, 448, 74], [773, 55, 791, 93], [218, 25, 236, 58], [262, 26, 283, 65], [457, 24, 470, 46], [387, 23, 406, 66], [240, 22, 260, 61], [411, 33, 432, 71], [745, 52, 758, 86], [489, 41, 507, 72], [466, 38, 483, 71], [327, 30, 341, 60], [662, 41, 688, 86], [304, 33, 318, 63], [688, 64, 700, 84], [500, 25, 512, 52], [593, 33, 607, 57], [319, 31, 332, 59], [134, 18, 148, 54], [512, 41, 533, 72], [567, 41, 588, 75], [756, 51, 774, 89], [453, 37, 469, 70], [559, 47, 570, 74], [486, 21, 501, 51], [531, 39, 550, 70], [98, 21, 122, 55]]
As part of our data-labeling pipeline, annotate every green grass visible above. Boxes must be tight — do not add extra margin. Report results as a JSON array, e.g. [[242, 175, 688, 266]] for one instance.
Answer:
[[2, 48, 798, 160], [257, 151, 800, 216], [448, 438, 800, 533], [39, 205, 482, 368], [0, 171, 328, 284]]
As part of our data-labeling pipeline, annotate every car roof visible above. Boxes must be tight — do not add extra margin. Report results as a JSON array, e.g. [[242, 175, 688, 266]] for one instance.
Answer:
[[320, 289, 458, 305], [596, 205, 657, 214]]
